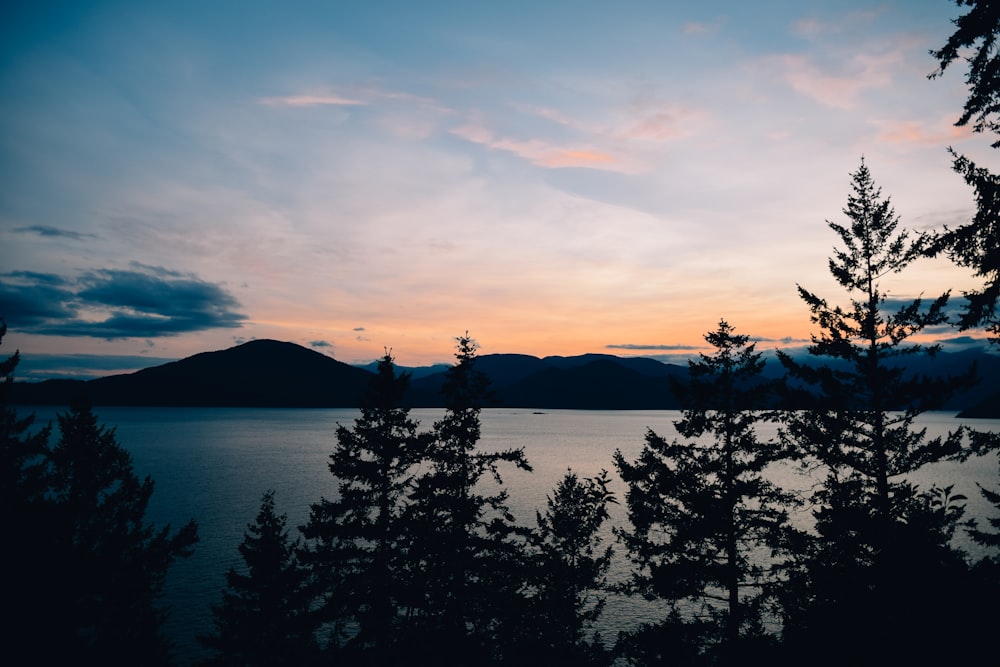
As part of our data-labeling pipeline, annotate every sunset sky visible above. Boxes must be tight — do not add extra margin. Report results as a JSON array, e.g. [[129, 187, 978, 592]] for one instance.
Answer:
[[1, 1, 995, 380]]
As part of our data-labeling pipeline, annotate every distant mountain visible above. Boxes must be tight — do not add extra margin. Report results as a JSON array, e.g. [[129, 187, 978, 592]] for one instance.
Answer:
[[11, 339, 376, 407], [9, 339, 999, 414]]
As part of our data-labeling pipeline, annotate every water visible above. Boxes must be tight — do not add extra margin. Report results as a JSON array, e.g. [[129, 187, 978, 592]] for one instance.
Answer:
[[19, 406, 1000, 665]]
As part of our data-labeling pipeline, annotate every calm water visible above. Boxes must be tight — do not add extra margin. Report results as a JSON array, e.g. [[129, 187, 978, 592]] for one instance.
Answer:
[[21, 407, 1000, 665]]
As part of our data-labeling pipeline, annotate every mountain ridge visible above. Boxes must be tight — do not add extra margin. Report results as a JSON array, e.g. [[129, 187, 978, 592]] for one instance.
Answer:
[[8, 339, 999, 415]]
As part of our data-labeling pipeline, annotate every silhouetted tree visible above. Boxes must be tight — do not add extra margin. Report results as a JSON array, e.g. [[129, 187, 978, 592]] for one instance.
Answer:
[[615, 320, 795, 665], [0, 321, 57, 656], [402, 333, 532, 666], [776, 159, 994, 665], [201, 490, 319, 666], [928, 1, 1000, 340], [43, 396, 199, 665], [518, 469, 615, 667], [300, 352, 426, 664]]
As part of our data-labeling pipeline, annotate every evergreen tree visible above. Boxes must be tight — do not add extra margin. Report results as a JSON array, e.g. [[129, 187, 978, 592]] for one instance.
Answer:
[[201, 490, 319, 666], [520, 469, 615, 667], [47, 396, 198, 665], [928, 1, 1000, 340], [402, 333, 532, 666], [0, 321, 57, 656], [614, 320, 795, 665], [300, 352, 426, 664], [776, 159, 994, 665]]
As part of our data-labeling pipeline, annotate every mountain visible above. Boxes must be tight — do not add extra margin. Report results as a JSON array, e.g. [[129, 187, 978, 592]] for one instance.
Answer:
[[9, 340, 999, 413], [11, 340, 376, 407]]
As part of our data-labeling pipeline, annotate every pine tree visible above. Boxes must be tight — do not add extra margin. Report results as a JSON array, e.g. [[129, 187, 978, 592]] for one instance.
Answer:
[[300, 352, 426, 663], [520, 469, 615, 667], [928, 1, 1000, 340], [47, 396, 198, 665], [402, 333, 532, 666], [0, 321, 57, 655], [776, 159, 995, 665], [614, 320, 795, 665], [201, 490, 319, 666]]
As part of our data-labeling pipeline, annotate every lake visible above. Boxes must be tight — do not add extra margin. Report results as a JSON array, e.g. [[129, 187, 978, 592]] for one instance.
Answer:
[[19, 406, 1000, 665]]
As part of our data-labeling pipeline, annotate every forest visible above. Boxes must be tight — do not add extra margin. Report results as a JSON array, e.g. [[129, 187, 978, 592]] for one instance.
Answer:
[[3, 3, 1000, 666]]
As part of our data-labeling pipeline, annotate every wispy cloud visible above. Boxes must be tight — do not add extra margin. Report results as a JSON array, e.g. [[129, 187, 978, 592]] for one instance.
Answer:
[[872, 117, 972, 146], [12, 225, 97, 240], [257, 94, 366, 107], [606, 343, 703, 351], [766, 49, 902, 109], [451, 123, 620, 170]]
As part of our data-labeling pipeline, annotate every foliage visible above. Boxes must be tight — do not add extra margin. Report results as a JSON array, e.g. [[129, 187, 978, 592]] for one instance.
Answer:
[[300, 351, 426, 663], [402, 333, 533, 666], [518, 469, 616, 666], [928, 1, 1000, 339], [775, 159, 996, 665], [201, 490, 319, 666], [40, 396, 198, 664], [614, 320, 796, 663]]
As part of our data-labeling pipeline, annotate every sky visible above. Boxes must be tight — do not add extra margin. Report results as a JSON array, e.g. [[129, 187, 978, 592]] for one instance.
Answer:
[[0, 0, 995, 380]]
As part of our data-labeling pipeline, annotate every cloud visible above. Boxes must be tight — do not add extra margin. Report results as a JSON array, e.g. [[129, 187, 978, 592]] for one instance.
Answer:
[[353, 327, 366, 332], [310, 340, 332, 348], [767, 50, 900, 109], [12, 225, 97, 240], [872, 117, 973, 146], [606, 343, 703, 351], [257, 94, 366, 107], [0, 267, 246, 339], [15, 353, 176, 381], [451, 123, 620, 170]]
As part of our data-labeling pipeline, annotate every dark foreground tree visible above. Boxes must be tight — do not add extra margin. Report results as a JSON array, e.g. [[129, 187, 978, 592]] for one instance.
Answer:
[[614, 320, 796, 666], [776, 159, 995, 665], [929, 1, 1000, 340], [402, 333, 532, 666], [201, 490, 319, 666], [0, 322, 57, 655], [300, 352, 426, 664], [517, 469, 615, 667], [44, 396, 198, 665]]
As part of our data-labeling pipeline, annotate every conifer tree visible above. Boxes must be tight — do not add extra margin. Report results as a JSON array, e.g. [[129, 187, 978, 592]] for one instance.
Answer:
[[928, 1, 1000, 340], [0, 321, 56, 655], [402, 333, 532, 666], [300, 352, 426, 663], [614, 320, 795, 664], [776, 159, 995, 664], [47, 396, 198, 664], [519, 469, 615, 667], [201, 490, 318, 666]]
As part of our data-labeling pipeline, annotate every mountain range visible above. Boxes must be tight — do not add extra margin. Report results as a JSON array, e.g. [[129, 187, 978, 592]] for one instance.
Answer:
[[9, 339, 1000, 417]]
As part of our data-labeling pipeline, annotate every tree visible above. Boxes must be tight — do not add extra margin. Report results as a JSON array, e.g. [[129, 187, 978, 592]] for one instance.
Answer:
[[402, 333, 532, 666], [614, 320, 796, 665], [776, 159, 993, 665], [201, 490, 319, 666], [45, 396, 198, 664], [928, 1, 1000, 340], [300, 352, 426, 664], [519, 469, 615, 667], [0, 321, 56, 655]]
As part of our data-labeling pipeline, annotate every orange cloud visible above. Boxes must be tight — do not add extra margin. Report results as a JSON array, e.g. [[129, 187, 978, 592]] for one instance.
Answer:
[[874, 118, 973, 146], [451, 123, 620, 170]]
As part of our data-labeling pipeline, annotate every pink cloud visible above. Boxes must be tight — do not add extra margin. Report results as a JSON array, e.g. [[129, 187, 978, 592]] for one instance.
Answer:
[[874, 118, 973, 146], [451, 123, 619, 170], [770, 51, 900, 109], [257, 94, 366, 107]]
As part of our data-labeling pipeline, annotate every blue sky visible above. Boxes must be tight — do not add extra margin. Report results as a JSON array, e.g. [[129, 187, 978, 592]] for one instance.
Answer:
[[1, 1, 994, 379]]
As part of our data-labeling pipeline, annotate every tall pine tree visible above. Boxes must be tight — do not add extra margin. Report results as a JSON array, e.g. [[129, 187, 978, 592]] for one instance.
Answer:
[[402, 333, 532, 666], [776, 159, 994, 665], [300, 352, 426, 664], [615, 320, 795, 665]]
